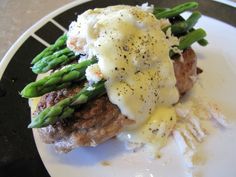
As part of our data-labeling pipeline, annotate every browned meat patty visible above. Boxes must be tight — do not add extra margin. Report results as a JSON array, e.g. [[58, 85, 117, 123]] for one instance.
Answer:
[[36, 88, 134, 153], [174, 48, 197, 95], [36, 48, 198, 153]]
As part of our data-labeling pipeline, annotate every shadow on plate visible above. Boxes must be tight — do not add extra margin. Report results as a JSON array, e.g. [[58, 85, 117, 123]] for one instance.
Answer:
[[49, 138, 127, 167]]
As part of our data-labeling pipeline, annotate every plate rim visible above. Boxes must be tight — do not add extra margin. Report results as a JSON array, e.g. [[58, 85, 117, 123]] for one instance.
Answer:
[[0, 0, 91, 79], [0, 0, 235, 176], [1, 0, 236, 80]]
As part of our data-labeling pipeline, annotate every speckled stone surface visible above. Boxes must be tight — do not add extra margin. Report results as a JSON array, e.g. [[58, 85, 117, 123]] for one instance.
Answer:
[[0, 0, 74, 61]]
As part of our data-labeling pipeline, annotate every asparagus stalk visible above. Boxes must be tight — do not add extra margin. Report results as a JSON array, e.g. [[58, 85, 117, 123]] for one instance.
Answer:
[[169, 28, 207, 58], [165, 11, 201, 35], [185, 11, 201, 31], [154, 4, 208, 47], [32, 47, 75, 74], [28, 81, 106, 128], [163, 21, 188, 34], [154, 2, 198, 19], [178, 28, 206, 50], [153, 7, 169, 14], [31, 34, 67, 64], [21, 58, 97, 98]]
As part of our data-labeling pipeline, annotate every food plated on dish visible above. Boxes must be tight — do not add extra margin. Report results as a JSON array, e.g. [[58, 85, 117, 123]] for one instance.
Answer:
[[20, 1, 228, 175]]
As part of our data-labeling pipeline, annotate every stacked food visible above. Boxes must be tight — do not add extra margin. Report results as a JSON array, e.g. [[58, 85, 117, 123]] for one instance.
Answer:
[[21, 2, 208, 155]]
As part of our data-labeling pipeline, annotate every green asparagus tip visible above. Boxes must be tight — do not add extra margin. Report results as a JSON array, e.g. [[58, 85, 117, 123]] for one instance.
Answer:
[[21, 83, 37, 98], [28, 118, 42, 128], [31, 34, 68, 64], [21, 58, 97, 98], [198, 38, 209, 46]]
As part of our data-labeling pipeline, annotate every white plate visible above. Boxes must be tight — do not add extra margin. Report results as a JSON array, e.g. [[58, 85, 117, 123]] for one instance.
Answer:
[[1, 1, 236, 177], [35, 11, 236, 177]]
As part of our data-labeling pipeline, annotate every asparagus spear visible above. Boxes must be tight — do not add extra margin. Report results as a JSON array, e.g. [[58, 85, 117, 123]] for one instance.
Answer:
[[169, 28, 207, 58], [154, 4, 208, 47], [185, 11, 201, 31], [153, 7, 169, 14], [163, 21, 188, 34], [28, 80, 106, 128], [32, 47, 75, 74], [159, 9, 208, 49], [154, 2, 198, 19], [165, 11, 201, 35], [21, 58, 97, 98], [31, 34, 67, 64], [178, 28, 206, 50]]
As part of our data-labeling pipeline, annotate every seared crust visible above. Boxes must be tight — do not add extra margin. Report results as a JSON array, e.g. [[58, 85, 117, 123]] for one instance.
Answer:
[[36, 48, 198, 153]]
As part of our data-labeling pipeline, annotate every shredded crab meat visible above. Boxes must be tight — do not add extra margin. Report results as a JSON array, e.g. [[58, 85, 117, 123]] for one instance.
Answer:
[[173, 130, 195, 168], [85, 63, 104, 84], [136, 2, 154, 13], [188, 115, 206, 142], [119, 97, 228, 171], [173, 98, 228, 168], [208, 102, 229, 127]]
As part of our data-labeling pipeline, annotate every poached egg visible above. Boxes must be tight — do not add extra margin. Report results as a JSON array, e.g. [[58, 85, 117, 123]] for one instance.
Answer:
[[67, 4, 180, 153]]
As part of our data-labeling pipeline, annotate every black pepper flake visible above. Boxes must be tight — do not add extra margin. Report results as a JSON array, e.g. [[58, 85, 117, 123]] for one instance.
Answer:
[[140, 95, 144, 101], [115, 67, 118, 70], [152, 129, 159, 134], [124, 55, 127, 59], [170, 117, 173, 121], [161, 133, 166, 137], [123, 45, 129, 51]]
